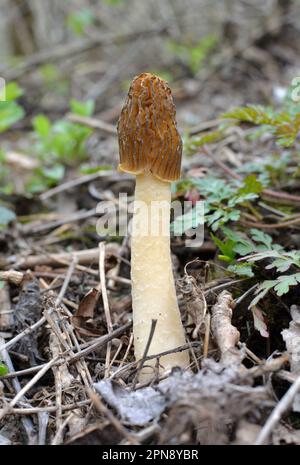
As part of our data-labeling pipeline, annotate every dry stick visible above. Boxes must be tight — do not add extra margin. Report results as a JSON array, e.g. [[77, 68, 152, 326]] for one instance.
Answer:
[[87, 388, 139, 445], [205, 146, 300, 204], [102, 341, 200, 380], [118, 332, 134, 370], [2, 324, 131, 379], [1, 363, 48, 379], [39, 170, 126, 201], [0, 313, 49, 352], [98, 242, 113, 378], [62, 317, 93, 387], [64, 321, 132, 364], [9, 400, 91, 415], [13, 244, 120, 270], [2, 26, 166, 80], [55, 258, 77, 306], [0, 336, 37, 444], [132, 319, 158, 388], [187, 339, 200, 372], [66, 113, 116, 135], [247, 353, 289, 378], [203, 313, 211, 358], [204, 278, 248, 296], [3, 322, 129, 380], [49, 324, 64, 436], [25, 208, 97, 234], [240, 217, 300, 230], [52, 413, 74, 446], [0, 270, 23, 285], [255, 372, 300, 445], [0, 356, 62, 421], [38, 412, 49, 446]]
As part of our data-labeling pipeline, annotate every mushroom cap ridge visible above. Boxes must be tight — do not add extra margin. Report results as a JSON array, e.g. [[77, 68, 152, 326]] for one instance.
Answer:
[[117, 73, 182, 182]]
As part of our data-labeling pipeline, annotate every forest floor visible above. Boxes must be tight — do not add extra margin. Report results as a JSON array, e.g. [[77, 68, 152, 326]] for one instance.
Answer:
[[1, 7, 300, 445]]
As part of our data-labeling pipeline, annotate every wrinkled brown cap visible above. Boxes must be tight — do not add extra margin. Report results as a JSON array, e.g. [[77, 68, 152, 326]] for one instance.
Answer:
[[117, 73, 182, 182]]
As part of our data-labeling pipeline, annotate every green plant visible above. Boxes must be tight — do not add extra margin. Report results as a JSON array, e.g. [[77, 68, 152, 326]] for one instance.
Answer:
[[211, 227, 282, 277], [39, 64, 69, 96], [167, 35, 218, 75], [0, 361, 8, 377], [173, 174, 264, 235], [31, 99, 94, 166], [66, 9, 95, 36], [0, 204, 16, 229], [222, 103, 300, 147], [243, 250, 300, 305], [0, 82, 24, 132], [0, 150, 13, 194]]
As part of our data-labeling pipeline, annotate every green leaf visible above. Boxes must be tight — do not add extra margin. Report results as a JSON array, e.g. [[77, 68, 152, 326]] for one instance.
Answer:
[[66, 9, 95, 36], [249, 280, 277, 307], [32, 114, 51, 137], [250, 229, 273, 248], [228, 263, 254, 277], [79, 165, 112, 174], [41, 164, 65, 182], [5, 82, 23, 101], [104, 0, 124, 4], [238, 174, 264, 195], [70, 99, 95, 117], [0, 205, 16, 226], [167, 35, 218, 75], [233, 242, 255, 256], [0, 363, 8, 377], [211, 233, 236, 261], [171, 206, 204, 236], [274, 273, 300, 296], [222, 105, 274, 125], [0, 101, 25, 132]]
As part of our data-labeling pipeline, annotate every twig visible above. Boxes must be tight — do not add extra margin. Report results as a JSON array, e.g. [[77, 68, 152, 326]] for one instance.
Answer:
[[0, 336, 37, 444], [55, 258, 77, 306], [203, 313, 211, 358], [240, 217, 300, 230], [0, 270, 24, 285], [205, 146, 300, 205], [40, 170, 116, 201], [111, 341, 199, 380], [0, 356, 62, 420], [98, 242, 113, 377], [66, 113, 116, 135], [69, 321, 132, 364], [132, 319, 158, 387], [87, 388, 139, 445], [24, 208, 97, 234], [38, 412, 49, 445], [0, 314, 49, 352], [7, 400, 91, 415], [11, 245, 117, 269], [118, 332, 134, 370], [255, 372, 300, 445], [52, 414, 74, 446], [2, 26, 166, 80]]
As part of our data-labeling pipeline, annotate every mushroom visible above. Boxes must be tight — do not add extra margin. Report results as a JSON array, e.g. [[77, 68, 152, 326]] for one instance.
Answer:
[[117, 73, 189, 380]]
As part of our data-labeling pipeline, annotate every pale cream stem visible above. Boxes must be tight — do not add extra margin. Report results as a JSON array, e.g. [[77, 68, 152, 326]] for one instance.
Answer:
[[131, 171, 189, 380]]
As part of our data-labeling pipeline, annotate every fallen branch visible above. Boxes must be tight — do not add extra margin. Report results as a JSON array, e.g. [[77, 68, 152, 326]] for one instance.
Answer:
[[8, 243, 119, 269], [211, 290, 241, 366], [66, 113, 116, 135], [255, 372, 300, 445]]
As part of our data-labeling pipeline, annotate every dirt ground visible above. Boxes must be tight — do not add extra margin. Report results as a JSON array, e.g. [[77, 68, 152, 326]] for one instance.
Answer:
[[1, 0, 300, 445]]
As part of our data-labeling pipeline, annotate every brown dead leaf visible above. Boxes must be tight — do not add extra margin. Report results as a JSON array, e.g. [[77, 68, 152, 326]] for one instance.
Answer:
[[177, 274, 206, 339], [72, 288, 101, 337]]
